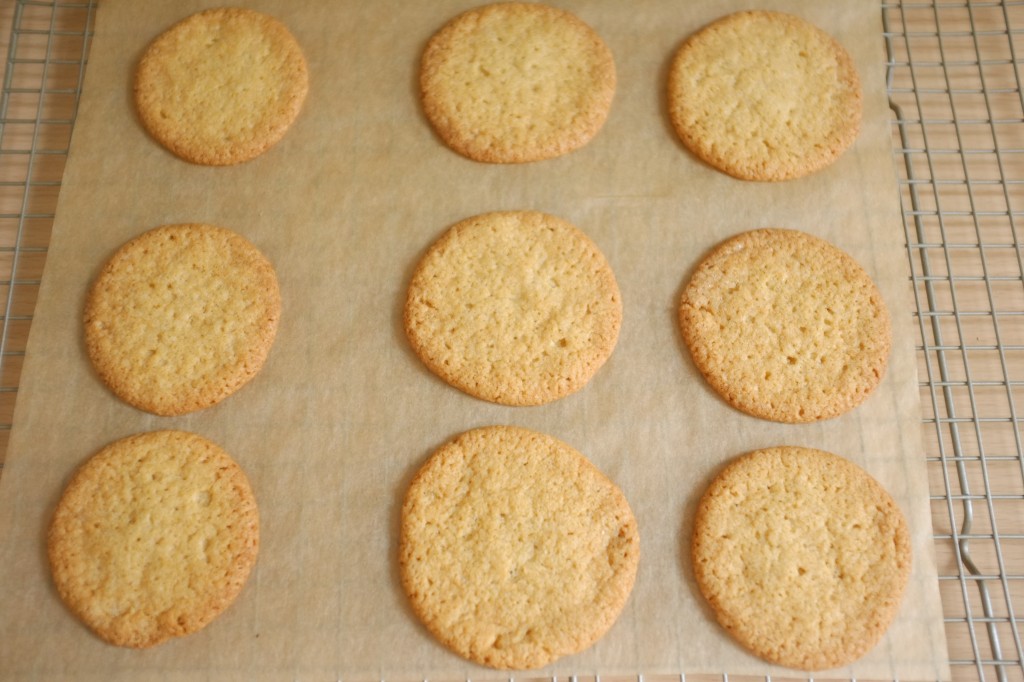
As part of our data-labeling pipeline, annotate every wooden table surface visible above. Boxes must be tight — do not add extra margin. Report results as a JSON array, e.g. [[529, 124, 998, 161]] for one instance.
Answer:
[[0, 2, 1020, 681]]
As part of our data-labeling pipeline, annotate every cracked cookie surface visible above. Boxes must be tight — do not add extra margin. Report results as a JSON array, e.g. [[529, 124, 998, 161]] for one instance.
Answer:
[[84, 223, 281, 416], [692, 446, 911, 670], [399, 425, 639, 669], [134, 7, 308, 165], [420, 2, 615, 163], [667, 10, 861, 180], [48, 430, 259, 648], [405, 210, 621, 406], [679, 228, 890, 422]]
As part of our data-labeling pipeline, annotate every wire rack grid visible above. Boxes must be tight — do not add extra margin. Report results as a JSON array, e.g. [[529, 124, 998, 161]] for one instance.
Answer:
[[0, 1, 1022, 681], [0, 0, 93, 458], [884, 1, 1024, 680]]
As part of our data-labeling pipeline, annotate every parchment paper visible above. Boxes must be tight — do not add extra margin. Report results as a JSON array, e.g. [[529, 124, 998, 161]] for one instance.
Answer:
[[0, 1, 951, 680]]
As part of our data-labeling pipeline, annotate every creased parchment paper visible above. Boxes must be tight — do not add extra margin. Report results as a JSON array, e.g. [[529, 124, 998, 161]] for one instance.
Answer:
[[0, 1, 951, 680]]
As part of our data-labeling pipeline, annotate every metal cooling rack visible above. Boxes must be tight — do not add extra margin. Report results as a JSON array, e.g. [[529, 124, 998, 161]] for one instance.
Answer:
[[0, 0, 94, 458], [0, 1, 1021, 681], [884, 1, 1024, 680]]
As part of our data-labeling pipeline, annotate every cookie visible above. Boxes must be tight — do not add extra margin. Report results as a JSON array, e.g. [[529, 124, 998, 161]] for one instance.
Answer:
[[399, 425, 639, 669], [84, 223, 281, 416], [134, 7, 309, 165], [678, 228, 890, 422], [420, 2, 616, 163], [691, 446, 911, 670], [404, 211, 621, 406], [667, 11, 862, 181], [48, 430, 260, 648]]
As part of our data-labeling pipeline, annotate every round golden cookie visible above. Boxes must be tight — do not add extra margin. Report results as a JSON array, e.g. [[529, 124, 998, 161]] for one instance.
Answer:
[[399, 425, 639, 669], [134, 7, 309, 166], [48, 430, 260, 648], [691, 446, 911, 670], [679, 228, 890, 423], [404, 211, 622, 406], [420, 2, 616, 163], [667, 11, 862, 181], [84, 224, 281, 416]]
